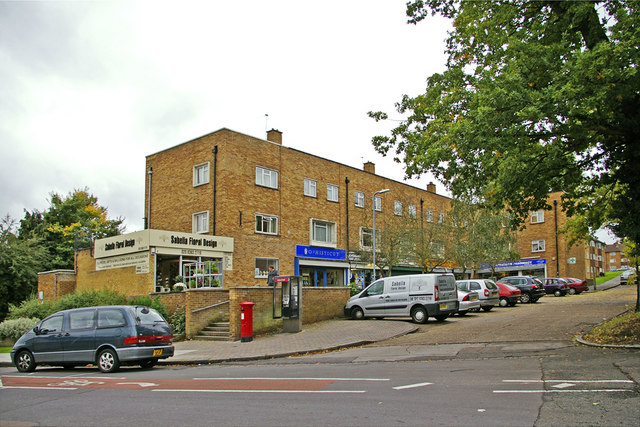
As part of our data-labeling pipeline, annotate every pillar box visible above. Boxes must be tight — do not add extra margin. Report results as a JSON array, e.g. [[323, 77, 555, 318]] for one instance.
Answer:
[[239, 301, 255, 342]]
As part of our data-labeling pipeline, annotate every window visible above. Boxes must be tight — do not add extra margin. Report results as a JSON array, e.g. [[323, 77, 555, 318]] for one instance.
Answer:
[[256, 166, 278, 189], [193, 162, 210, 186], [311, 219, 336, 247], [304, 178, 317, 197], [69, 310, 95, 330], [408, 205, 417, 219], [532, 239, 546, 252], [327, 184, 338, 202], [193, 211, 209, 234], [438, 212, 445, 224], [394, 201, 403, 216], [255, 213, 278, 235], [40, 315, 63, 333], [374, 196, 382, 212], [426, 209, 434, 223], [360, 227, 373, 249], [355, 191, 364, 208], [255, 257, 279, 278], [98, 309, 126, 328], [531, 210, 545, 224]]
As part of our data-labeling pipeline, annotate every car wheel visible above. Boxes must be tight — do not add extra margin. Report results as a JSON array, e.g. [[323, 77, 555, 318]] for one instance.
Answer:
[[554, 290, 562, 297], [97, 348, 120, 373], [434, 314, 449, 321], [482, 306, 493, 312], [411, 306, 428, 324], [531, 298, 539, 303], [15, 350, 36, 373], [375, 317, 385, 320], [140, 359, 158, 369], [520, 292, 531, 304], [499, 298, 508, 307], [62, 364, 75, 370], [458, 310, 468, 316], [569, 288, 576, 295], [509, 300, 518, 307], [350, 306, 364, 320]]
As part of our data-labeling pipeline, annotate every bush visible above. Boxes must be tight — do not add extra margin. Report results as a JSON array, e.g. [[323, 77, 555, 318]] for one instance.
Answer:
[[169, 308, 186, 336], [8, 290, 128, 320], [7, 298, 55, 320], [128, 295, 169, 320], [349, 282, 361, 297], [0, 317, 40, 341]]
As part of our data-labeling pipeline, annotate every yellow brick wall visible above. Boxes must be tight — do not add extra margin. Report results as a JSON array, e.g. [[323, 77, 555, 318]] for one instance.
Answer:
[[185, 288, 230, 338], [75, 249, 155, 296], [37, 271, 76, 301]]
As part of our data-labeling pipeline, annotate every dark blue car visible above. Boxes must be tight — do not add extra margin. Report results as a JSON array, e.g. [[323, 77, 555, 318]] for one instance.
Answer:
[[11, 305, 174, 373]]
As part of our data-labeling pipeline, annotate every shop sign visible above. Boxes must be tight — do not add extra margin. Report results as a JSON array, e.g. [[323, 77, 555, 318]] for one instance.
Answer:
[[567, 257, 577, 264], [296, 245, 346, 260], [481, 259, 547, 270], [96, 251, 149, 272]]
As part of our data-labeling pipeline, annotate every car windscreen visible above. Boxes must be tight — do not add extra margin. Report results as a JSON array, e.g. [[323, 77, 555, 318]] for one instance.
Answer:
[[533, 278, 544, 286], [135, 307, 166, 324], [456, 282, 470, 291], [485, 280, 498, 290]]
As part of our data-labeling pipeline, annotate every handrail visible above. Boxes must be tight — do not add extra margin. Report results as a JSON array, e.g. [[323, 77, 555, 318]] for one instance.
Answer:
[[191, 300, 230, 314]]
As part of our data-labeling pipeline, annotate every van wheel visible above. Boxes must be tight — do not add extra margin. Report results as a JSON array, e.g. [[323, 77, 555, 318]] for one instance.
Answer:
[[482, 306, 493, 312], [15, 350, 36, 373], [350, 307, 364, 320], [140, 359, 158, 369], [499, 298, 508, 307], [411, 306, 428, 324], [520, 292, 531, 304], [97, 348, 120, 373], [458, 310, 468, 316]]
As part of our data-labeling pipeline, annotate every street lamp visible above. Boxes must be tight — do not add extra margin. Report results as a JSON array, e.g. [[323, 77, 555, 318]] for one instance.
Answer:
[[372, 189, 390, 280]]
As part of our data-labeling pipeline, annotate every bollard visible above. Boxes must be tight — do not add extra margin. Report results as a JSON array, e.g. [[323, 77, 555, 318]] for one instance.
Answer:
[[239, 301, 255, 342]]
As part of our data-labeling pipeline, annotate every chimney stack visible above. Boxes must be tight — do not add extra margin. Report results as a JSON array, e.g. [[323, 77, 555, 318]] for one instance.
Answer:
[[266, 129, 282, 145], [427, 182, 436, 193], [363, 161, 375, 174]]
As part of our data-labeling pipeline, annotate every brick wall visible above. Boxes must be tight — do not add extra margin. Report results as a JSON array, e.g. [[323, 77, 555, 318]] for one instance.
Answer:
[[75, 249, 155, 296], [37, 270, 76, 301], [185, 288, 230, 338]]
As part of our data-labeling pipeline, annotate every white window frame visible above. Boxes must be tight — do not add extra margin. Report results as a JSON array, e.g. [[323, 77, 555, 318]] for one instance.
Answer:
[[394, 201, 403, 216], [192, 211, 209, 234], [532, 239, 546, 252], [408, 205, 417, 219], [438, 212, 445, 224], [374, 196, 382, 212], [193, 162, 210, 186], [304, 178, 317, 197], [355, 191, 365, 208], [310, 218, 337, 247], [256, 166, 278, 189], [255, 257, 279, 278], [426, 209, 434, 223], [255, 213, 278, 235], [531, 210, 545, 224], [327, 184, 339, 202], [360, 227, 373, 249]]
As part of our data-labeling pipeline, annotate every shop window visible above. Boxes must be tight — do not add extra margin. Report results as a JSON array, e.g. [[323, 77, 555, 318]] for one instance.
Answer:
[[183, 260, 223, 288], [256, 166, 278, 189], [304, 178, 317, 197], [192, 211, 209, 234], [532, 239, 545, 252], [426, 209, 434, 223], [360, 227, 373, 249], [193, 162, 210, 186], [256, 213, 278, 235], [531, 210, 545, 224], [394, 201, 403, 216], [327, 184, 338, 202], [311, 219, 336, 247], [355, 191, 365, 208], [255, 257, 279, 278], [374, 196, 382, 212]]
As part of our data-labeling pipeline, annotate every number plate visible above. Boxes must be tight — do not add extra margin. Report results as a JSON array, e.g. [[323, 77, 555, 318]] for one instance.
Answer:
[[152, 349, 163, 357], [439, 303, 447, 310], [471, 295, 478, 300]]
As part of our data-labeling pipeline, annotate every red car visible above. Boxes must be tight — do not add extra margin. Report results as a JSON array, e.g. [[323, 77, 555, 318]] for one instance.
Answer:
[[562, 277, 588, 295], [495, 281, 521, 307]]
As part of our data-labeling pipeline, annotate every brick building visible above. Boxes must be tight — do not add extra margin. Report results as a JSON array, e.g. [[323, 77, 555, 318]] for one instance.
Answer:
[[605, 243, 630, 271]]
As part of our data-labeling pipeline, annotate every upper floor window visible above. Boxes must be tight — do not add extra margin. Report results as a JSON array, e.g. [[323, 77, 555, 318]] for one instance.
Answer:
[[426, 209, 434, 223], [193, 162, 210, 186], [193, 211, 209, 234], [532, 239, 545, 252], [408, 205, 417, 219], [394, 201, 403, 216], [304, 178, 317, 197], [531, 210, 545, 224], [374, 196, 382, 212], [438, 212, 445, 224], [256, 166, 278, 189], [360, 227, 373, 249], [327, 184, 339, 202], [255, 213, 278, 235], [355, 191, 365, 208], [311, 219, 337, 247]]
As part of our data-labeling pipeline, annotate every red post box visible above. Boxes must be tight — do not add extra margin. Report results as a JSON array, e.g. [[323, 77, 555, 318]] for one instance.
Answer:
[[239, 301, 255, 342]]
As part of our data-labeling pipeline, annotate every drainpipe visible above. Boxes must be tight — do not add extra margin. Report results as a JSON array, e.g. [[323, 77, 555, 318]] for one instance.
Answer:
[[212, 146, 218, 235], [553, 200, 560, 277], [146, 167, 153, 229], [345, 177, 350, 256]]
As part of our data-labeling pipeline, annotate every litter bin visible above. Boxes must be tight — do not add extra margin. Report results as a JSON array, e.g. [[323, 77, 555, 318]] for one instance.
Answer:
[[239, 301, 255, 342]]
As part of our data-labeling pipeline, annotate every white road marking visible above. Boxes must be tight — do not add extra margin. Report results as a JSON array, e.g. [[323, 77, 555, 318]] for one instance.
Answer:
[[194, 377, 390, 381], [393, 382, 433, 390], [503, 379, 633, 383], [552, 383, 576, 389], [153, 389, 367, 394], [116, 382, 158, 387], [494, 389, 630, 393]]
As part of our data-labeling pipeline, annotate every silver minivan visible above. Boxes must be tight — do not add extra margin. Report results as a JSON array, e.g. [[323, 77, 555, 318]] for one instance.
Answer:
[[344, 274, 459, 323]]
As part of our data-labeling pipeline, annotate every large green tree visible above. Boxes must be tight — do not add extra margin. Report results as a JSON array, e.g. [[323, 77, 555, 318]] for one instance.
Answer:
[[370, 0, 639, 238]]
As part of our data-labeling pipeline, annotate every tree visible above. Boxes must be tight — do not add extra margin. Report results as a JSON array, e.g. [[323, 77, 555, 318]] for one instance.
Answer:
[[369, 1, 639, 309], [0, 216, 49, 320]]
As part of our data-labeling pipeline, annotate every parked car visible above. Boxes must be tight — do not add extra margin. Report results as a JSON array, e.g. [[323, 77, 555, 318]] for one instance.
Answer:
[[456, 288, 481, 315], [495, 281, 521, 307], [497, 276, 546, 303], [562, 277, 588, 294], [620, 269, 636, 285], [11, 305, 174, 373], [456, 279, 500, 311], [542, 277, 569, 297]]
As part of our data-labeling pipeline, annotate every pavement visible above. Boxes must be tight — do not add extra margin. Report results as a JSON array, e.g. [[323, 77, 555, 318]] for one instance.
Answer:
[[0, 276, 636, 369]]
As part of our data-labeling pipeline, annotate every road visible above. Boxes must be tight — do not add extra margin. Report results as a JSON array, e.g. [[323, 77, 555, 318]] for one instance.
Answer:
[[1, 287, 638, 426]]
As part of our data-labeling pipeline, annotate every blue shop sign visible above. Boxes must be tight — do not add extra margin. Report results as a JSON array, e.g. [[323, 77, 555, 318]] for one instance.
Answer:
[[296, 245, 346, 261], [481, 259, 547, 269]]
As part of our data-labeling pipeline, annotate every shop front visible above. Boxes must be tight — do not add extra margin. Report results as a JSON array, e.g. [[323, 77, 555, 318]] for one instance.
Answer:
[[294, 245, 348, 287], [94, 229, 234, 293], [478, 259, 547, 279]]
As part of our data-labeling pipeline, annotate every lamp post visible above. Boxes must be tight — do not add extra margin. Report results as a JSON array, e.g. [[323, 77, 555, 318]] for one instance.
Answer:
[[372, 189, 390, 280]]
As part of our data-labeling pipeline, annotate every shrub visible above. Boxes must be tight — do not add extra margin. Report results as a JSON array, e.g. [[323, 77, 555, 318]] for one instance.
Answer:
[[0, 317, 40, 341], [169, 308, 186, 336], [7, 298, 55, 320], [128, 295, 169, 320], [8, 290, 128, 320]]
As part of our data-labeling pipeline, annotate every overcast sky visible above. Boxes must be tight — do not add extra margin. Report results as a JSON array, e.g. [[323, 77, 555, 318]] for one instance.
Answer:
[[1, 0, 452, 232]]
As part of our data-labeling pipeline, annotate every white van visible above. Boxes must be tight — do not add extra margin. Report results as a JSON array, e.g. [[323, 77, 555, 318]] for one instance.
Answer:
[[344, 274, 459, 323]]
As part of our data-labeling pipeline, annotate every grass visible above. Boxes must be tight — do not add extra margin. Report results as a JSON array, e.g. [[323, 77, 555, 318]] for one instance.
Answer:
[[595, 271, 622, 285], [584, 310, 640, 345], [0, 346, 12, 353]]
